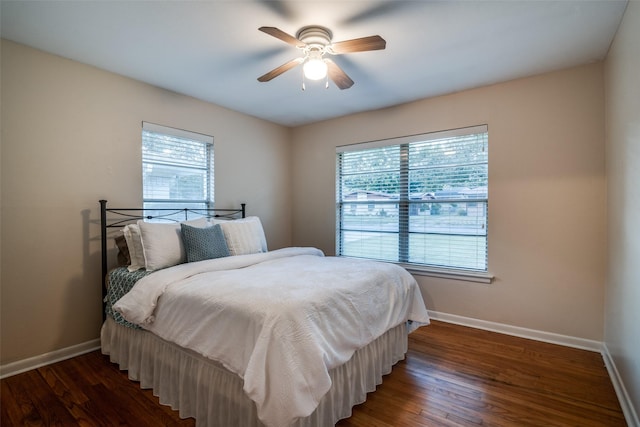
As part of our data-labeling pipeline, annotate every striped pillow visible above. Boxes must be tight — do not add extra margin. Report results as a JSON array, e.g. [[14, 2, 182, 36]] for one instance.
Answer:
[[218, 216, 268, 256]]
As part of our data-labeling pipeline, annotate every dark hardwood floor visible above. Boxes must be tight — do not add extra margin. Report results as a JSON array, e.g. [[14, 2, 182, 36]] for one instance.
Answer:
[[1, 321, 625, 426]]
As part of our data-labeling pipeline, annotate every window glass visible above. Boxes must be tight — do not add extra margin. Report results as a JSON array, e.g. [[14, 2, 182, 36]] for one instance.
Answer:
[[337, 125, 488, 272], [142, 122, 214, 218]]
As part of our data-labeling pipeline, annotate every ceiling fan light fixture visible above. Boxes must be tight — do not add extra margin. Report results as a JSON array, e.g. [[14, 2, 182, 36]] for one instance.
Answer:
[[258, 25, 384, 90], [303, 52, 327, 80]]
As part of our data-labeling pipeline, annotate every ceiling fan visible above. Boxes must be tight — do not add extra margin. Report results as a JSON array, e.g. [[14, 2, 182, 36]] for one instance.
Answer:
[[257, 26, 386, 90]]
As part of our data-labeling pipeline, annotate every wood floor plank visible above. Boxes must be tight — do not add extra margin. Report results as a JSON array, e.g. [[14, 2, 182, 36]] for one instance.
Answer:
[[37, 365, 97, 427], [1, 320, 626, 426], [1, 379, 30, 427], [8, 370, 78, 426], [339, 321, 625, 427]]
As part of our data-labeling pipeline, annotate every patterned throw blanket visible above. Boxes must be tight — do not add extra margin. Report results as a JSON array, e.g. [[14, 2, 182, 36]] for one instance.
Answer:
[[104, 267, 151, 329]]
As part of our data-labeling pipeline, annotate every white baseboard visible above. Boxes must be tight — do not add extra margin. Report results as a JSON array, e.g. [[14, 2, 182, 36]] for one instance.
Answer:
[[427, 310, 602, 351], [0, 339, 101, 379], [602, 343, 640, 427]]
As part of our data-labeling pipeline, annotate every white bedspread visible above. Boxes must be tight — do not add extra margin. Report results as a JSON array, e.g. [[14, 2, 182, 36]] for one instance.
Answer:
[[114, 247, 430, 427]]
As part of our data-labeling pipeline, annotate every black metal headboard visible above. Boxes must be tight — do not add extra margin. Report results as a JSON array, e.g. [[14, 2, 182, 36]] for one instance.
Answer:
[[99, 200, 246, 304]]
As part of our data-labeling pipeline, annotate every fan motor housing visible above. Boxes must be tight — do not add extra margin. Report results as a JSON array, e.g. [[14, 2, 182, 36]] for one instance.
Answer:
[[296, 26, 332, 49]]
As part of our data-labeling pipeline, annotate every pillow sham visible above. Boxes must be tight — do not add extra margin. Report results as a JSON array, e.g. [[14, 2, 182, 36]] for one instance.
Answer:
[[218, 216, 268, 256], [123, 224, 145, 272], [181, 223, 230, 263], [138, 217, 208, 271]]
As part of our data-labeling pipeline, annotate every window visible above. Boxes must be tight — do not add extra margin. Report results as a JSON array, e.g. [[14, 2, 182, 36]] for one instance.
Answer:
[[142, 122, 214, 213], [336, 125, 490, 281]]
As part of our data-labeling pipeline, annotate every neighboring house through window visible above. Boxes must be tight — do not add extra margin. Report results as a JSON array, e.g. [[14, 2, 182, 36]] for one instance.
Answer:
[[142, 122, 214, 216], [336, 125, 491, 282]]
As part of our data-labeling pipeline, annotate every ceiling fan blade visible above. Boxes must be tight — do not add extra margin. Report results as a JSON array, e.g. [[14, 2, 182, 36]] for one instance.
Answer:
[[330, 35, 386, 54], [258, 27, 303, 47], [257, 57, 304, 82], [341, 2, 421, 25], [256, 1, 295, 20], [325, 59, 354, 90]]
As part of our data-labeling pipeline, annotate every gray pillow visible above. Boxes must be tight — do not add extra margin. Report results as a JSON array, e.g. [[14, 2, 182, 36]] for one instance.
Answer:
[[181, 223, 230, 263]]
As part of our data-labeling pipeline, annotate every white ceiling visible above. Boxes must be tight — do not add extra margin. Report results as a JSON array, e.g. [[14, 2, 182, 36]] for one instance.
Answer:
[[1, 0, 627, 127]]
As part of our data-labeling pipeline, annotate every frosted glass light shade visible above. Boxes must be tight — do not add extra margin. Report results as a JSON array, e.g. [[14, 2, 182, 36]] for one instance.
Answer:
[[303, 58, 328, 80]]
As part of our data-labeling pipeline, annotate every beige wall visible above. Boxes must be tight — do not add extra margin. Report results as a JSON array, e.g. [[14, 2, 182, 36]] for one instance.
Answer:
[[604, 0, 640, 419], [292, 63, 607, 340], [0, 32, 621, 375], [0, 40, 292, 364]]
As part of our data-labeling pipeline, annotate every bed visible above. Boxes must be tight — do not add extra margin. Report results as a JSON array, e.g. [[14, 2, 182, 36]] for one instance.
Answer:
[[99, 200, 430, 427]]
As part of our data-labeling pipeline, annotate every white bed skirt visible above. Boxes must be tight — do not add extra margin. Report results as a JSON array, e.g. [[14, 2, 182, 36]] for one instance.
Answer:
[[101, 317, 408, 427]]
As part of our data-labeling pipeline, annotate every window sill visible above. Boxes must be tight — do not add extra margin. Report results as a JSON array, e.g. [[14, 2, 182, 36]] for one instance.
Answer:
[[398, 264, 494, 284]]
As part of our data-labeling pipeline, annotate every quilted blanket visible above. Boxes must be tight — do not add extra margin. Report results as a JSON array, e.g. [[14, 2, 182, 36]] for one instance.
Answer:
[[114, 247, 430, 427], [104, 267, 150, 329]]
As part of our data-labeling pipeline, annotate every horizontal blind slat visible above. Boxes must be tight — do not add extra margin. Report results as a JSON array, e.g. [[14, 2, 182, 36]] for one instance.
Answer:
[[142, 125, 214, 208], [337, 125, 488, 272]]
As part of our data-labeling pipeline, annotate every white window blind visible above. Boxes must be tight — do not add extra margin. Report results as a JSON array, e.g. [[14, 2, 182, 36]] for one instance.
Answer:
[[336, 125, 488, 274], [142, 122, 214, 212]]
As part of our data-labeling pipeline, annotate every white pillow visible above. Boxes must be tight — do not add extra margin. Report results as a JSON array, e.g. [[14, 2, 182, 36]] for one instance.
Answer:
[[123, 224, 145, 272], [138, 217, 208, 271], [219, 216, 268, 256]]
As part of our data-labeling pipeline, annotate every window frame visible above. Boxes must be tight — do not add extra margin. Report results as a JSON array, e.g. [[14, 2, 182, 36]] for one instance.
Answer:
[[336, 125, 493, 283], [142, 122, 214, 212]]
